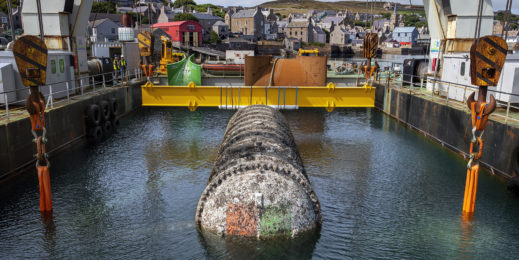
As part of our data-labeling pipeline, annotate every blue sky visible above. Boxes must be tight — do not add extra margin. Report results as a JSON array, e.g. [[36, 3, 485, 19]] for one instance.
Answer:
[[194, 0, 518, 14]]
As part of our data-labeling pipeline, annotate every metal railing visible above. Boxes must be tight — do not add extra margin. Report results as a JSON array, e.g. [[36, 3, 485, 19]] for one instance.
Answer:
[[386, 68, 519, 125], [0, 68, 143, 122]]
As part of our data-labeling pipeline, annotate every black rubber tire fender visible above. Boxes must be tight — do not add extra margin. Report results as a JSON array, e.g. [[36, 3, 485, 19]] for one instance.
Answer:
[[85, 104, 101, 126], [110, 97, 119, 117], [87, 125, 103, 144], [111, 117, 120, 130], [103, 120, 113, 138], [99, 100, 111, 122]]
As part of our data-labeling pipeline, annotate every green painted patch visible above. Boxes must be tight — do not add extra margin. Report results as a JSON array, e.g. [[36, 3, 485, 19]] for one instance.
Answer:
[[259, 205, 291, 237]]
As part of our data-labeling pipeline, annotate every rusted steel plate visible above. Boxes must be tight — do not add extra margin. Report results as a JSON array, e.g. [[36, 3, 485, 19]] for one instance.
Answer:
[[470, 36, 508, 87], [244, 56, 272, 86], [225, 203, 259, 237], [12, 35, 48, 86], [138, 31, 154, 57], [245, 56, 327, 86], [363, 33, 379, 59]]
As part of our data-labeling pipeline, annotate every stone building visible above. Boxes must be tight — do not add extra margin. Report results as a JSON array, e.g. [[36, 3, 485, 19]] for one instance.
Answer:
[[0, 12, 8, 31], [330, 25, 350, 45], [493, 21, 504, 35], [212, 21, 229, 38], [312, 26, 326, 43], [283, 37, 301, 51], [193, 13, 224, 41], [390, 3, 402, 30], [261, 8, 277, 22], [286, 18, 314, 43], [230, 7, 265, 40], [88, 18, 121, 42], [225, 9, 234, 27]]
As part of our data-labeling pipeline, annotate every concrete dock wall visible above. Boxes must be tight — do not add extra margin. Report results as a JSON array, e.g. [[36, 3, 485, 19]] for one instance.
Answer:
[[0, 82, 143, 179], [375, 84, 519, 180]]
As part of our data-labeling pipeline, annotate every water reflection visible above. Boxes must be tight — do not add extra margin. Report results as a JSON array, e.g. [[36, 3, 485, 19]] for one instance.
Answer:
[[40, 211, 56, 258], [198, 228, 320, 259], [1, 108, 519, 258]]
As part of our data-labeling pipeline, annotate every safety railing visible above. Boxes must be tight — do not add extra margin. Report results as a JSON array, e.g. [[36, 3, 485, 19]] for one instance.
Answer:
[[386, 69, 519, 125], [0, 68, 143, 122]]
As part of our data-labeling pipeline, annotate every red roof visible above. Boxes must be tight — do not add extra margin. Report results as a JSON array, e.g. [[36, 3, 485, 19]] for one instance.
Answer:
[[152, 21, 194, 27]]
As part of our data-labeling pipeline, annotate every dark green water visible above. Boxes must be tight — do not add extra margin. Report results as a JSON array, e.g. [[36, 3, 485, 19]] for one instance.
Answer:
[[1, 108, 519, 259]]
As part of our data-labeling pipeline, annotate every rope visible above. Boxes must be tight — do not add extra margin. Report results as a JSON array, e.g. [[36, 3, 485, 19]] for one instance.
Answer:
[[501, 0, 513, 41], [473, 0, 484, 44]]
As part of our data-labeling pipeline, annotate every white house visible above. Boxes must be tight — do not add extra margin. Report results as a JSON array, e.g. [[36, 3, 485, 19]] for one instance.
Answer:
[[89, 18, 121, 42]]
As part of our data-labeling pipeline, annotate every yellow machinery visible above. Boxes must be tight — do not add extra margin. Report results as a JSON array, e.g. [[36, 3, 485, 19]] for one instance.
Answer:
[[159, 36, 183, 74], [141, 82, 375, 112], [298, 48, 318, 56]]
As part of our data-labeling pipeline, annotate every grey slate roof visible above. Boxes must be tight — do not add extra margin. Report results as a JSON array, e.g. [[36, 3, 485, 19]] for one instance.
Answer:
[[287, 20, 309, 28], [89, 13, 123, 23], [232, 9, 257, 18], [213, 21, 227, 26], [89, 18, 119, 28], [322, 16, 344, 25], [393, 27, 417, 33], [193, 13, 223, 20]]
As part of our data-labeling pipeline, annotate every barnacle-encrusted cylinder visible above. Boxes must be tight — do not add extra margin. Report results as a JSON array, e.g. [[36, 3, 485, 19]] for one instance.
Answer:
[[195, 105, 321, 238]]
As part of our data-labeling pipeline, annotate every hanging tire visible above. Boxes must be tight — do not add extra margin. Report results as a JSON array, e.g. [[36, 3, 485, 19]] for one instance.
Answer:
[[85, 104, 101, 126], [99, 100, 111, 122], [111, 117, 120, 130], [110, 97, 119, 117], [103, 120, 113, 138], [87, 125, 103, 144]]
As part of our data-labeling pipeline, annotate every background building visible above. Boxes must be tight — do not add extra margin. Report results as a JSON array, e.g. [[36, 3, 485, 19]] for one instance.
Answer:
[[230, 7, 265, 40], [392, 27, 419, 46], [89, 18, 121, 42], [152, 21, 203, 47]]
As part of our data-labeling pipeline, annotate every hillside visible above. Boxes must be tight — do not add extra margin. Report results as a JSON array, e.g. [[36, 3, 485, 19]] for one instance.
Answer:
[[259, 0, 424, 15]]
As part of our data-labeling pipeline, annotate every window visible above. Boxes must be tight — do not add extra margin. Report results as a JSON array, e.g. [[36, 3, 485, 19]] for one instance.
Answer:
[[460, 62, 465, 76], [187, 25, 195, 30], [176, 31, 178, 37], [51, 60, 56, 74], [1, 17, 7, 23], [111, 28, 115, 34], [290, 31, 292, 36], [398, 33, 400, 37], [59, 59, 64, 73]]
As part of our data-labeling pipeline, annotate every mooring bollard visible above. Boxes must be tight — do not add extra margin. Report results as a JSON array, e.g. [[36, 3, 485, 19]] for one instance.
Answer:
[[196, 105, 321, 238]]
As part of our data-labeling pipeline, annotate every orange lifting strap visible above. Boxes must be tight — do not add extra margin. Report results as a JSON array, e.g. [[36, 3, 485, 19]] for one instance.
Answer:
[[141, 64, 154, 78], [364, 65, 376, 80], [462, 102, 489, 216], [36, 136, 52, 211]]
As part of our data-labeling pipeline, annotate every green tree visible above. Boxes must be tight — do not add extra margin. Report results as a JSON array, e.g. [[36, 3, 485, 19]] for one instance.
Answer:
[[382, 13, 391, 19], [173, 0, 196, 8], [209, 30, 220, 44], [353, 20, 371, 28], [193, 4, 225, 18], [91, 2, 116, 14], [173, 13, 199, 22], [0, 0, 18, 15], [403, 14, 420, 26]]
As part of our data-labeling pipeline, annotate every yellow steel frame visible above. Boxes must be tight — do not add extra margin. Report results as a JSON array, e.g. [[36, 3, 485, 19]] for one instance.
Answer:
[[141, 83, 375, 112], [298, 48, 319, 56]]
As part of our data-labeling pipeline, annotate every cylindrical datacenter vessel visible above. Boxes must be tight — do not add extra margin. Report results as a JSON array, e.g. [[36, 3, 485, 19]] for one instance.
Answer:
[[196, 105, 321, 238]]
